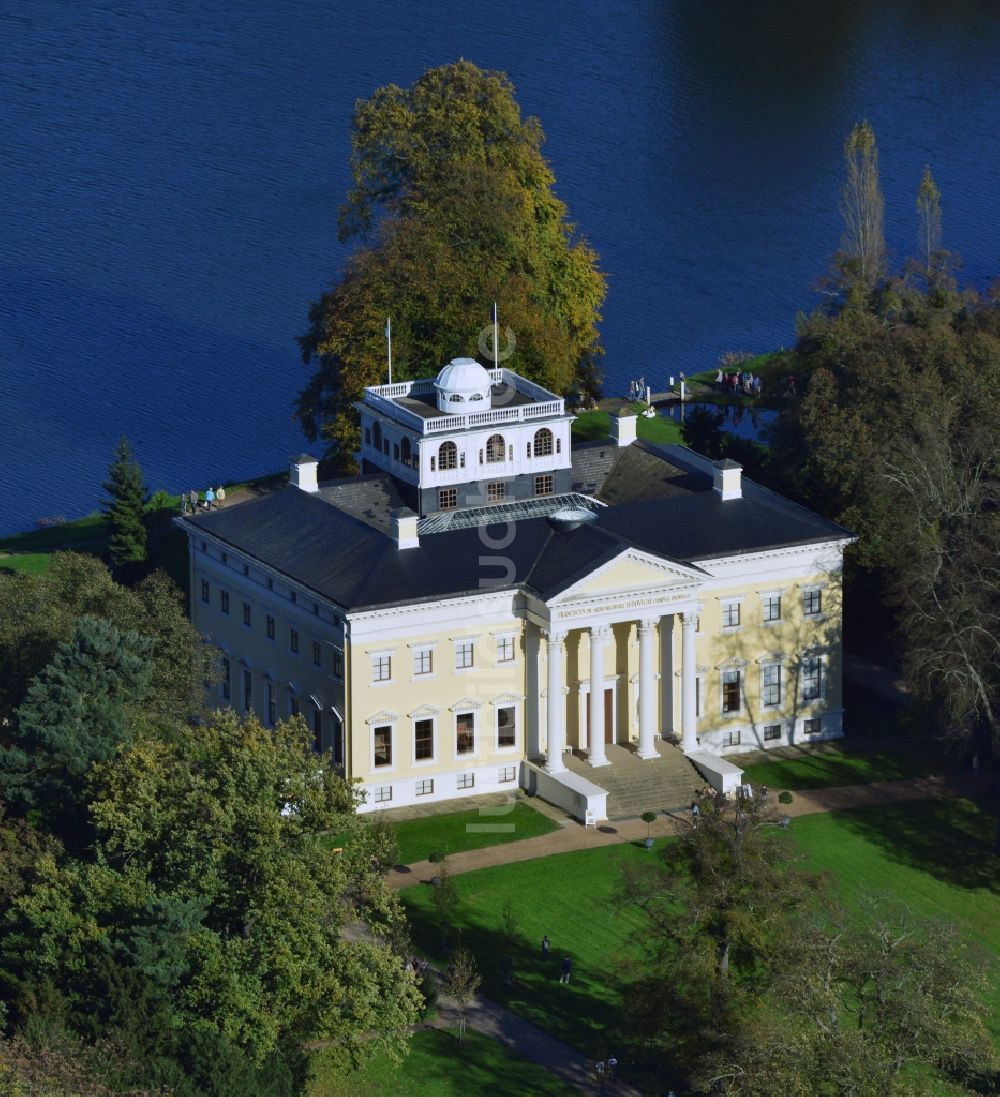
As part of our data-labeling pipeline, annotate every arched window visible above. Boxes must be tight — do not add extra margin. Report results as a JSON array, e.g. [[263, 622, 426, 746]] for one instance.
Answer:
[[533, 428, 553, 457], [401, 437, 411, 465], [372, 421, 382, 450], [439, 441, 458, 470], [486, 434, 506, 463], [449, 393, 464, 403]]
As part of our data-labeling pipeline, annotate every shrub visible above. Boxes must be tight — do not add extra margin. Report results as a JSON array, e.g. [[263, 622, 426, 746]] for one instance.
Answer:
[[778, 790, 794, 805]]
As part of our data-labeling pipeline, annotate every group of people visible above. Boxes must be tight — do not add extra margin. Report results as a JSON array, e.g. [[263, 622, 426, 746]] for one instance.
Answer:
[[180, 486, 226, 514], [689, 781, 771, 824], [541, 934, 574, 985], [627, 376, 648, 401], [716, 367, 761, 396]]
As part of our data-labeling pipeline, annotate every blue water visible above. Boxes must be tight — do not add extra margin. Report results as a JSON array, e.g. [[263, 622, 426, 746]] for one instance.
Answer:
[[4, 1, 1000, 534]]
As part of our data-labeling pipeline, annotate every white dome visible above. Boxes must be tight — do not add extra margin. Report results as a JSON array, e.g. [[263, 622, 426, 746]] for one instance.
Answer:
[[434, 357, 493, 414]]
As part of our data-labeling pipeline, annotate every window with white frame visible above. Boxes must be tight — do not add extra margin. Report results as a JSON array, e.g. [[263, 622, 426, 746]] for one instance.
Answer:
[[803, 588, 823, 616], [801, 656, 823, 701], [289, 627, 299, 655], [694, 674, 705, 718], [721, 729, 741, 747], [455, 712, 475, 755], [497, 706, 516, 749], [371, 653, 391, 683], [289, 692, 300, 718], [242, 668, 253, 714], [764, 724, 782, 741], [486, 481, 506, 502], [200, 579, 210, 604], [499, 766, 517, 784], [721, 668, 742, 714], [761, 663, 782, 707], [313, 641, 322, 668], [332, 650, 344, 679], [534, 474, 554, 496], [220, 590, 230, 614], [415, 778, 434, 796], [243, 602, 252, 627], [455, 639, 474, 670], [721, 601, 741, 629], [496, 635, 515, 663], [373, 724, 393, 767], [266, 614, 275, 640], [457, 773, 475, 790], [803, 717, 822, 735], [414, 718, 434, 762], [439, 487, 457, 510], [413, 647, 433, 676], [762, 593, 782, 623], [373, 785, 393, 804]]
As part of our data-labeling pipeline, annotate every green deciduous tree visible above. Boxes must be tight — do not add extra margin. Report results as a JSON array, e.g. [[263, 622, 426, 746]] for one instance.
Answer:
[[441, 938, 480, 1045], [838, 120, 886, 298], [297, 60, 606, 469], [103, 437, 149, 568]]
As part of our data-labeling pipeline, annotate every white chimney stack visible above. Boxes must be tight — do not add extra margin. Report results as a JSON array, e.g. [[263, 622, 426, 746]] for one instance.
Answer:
[[713, 458, 742, 501], [610, 408, 637, 447], [289, 454, 319, 493], [391, 507, 420, 550]]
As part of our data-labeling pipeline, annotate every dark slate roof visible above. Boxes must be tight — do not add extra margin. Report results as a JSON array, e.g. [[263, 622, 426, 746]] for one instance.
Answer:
[[182, 443, 851, 612], [316, 473, 407, 533]]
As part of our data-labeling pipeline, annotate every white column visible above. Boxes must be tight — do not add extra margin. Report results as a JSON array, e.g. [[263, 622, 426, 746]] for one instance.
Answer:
[[681, 611, 698, 753], [637, 618, 658, 759], [545, 629, 567, 773], [588, 626, 610, 767]]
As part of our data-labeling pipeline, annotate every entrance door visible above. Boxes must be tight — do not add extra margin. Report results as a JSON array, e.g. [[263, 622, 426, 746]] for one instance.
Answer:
[[587, 687, 616, 746]]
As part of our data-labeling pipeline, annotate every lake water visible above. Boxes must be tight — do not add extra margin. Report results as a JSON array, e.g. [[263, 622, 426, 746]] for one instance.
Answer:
[[4, 1, 1000, 534]]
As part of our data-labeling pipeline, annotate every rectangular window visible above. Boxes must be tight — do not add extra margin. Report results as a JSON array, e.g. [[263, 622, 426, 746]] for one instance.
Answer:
[[499, 766, 517, 784], [413, 648, 433, 676], [534, 474, 554, 496], [801, 657, 822, 700], [313, 640, 322, 668], [374, 725, 392, 767], [200, 579, 210, 604], [722, 602, 741, 628], [439, 487, 457, 510], [289, 693, 300, 718], [803, 589, 823, 616], [415, 778, 434, 796], [221, 657, 231, 701], [266, 681, 276, 727], [763, 724, 782, 741], [721, 729, 741, 747], [242, 669, 252, 714], [497, 705, 516, 748], [266, 614, 275, 640], [486, 481, 506, 502], [393, 443, 399, 461], [456, 712, 475, 755], [762, 594, 781, 622], [374, 785, 393, 804], [804, 717, 822, 736], [311, 708, 322, 752], [761, 664, 781, 707], [455, 640, 474, 670], [243, 602, 252, 628], [496, 635, 515, 663], [722, 669, 742, 714], [289, 627, 299, 655], [372, 654, 391, 682], [333, 650, 344, 679], [220, 590, 230, 614], [457, 773, 475, 790], [414, 718, 434, 761]]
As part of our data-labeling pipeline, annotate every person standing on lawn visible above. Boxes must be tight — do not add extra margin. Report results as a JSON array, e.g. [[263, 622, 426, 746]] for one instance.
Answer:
[[560, 955, 572, 984], [542, 934, 550, 960]]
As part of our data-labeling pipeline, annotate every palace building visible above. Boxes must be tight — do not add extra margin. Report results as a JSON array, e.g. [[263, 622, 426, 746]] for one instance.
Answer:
[[179, 359, 852, 818]]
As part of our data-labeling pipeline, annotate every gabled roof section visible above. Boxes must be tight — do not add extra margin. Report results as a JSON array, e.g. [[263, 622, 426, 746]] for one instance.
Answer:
[[547, 546, 707, 604]]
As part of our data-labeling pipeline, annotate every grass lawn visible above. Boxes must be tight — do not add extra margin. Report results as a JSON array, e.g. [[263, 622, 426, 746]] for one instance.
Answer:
[[307, 1028, 578, 1097], [0, 552, 58, 576], [402, 844, 650, 1057], [392, 801, 561, 865], [572, 406, 683, 445]]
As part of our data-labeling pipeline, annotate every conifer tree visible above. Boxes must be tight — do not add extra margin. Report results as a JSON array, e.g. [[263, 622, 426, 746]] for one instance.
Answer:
[[102, 436, 148, 567]]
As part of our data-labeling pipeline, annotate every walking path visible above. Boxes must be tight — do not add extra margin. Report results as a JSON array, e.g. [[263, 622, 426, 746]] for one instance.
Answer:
[[387, 772, 991, 890]]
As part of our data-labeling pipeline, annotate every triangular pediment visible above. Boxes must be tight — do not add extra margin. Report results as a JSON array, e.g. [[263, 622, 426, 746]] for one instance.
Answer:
[[551, 548, 703, 603]]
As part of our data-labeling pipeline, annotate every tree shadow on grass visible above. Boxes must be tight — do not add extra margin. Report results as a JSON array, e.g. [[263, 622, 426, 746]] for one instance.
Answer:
[[829, 795, 1000, 893]]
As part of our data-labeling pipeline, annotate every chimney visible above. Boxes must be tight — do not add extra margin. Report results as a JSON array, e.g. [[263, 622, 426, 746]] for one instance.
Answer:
[[391, 507, 420, 549], [610, 408, 637, 448], [289, 454, 319, 493], [713, 458, 742, 501]]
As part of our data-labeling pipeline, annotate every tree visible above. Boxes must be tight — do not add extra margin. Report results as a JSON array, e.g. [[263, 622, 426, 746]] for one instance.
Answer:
[[103, 436, 149, 568], [916, 164, 942, 274], [297, 60, 606, 469], [4, 710, 421, 1069], [430, 861, 459, 951], [441, 938, 480, 1045], [838, 120, 886, 296], [0, 615, 152, 832]]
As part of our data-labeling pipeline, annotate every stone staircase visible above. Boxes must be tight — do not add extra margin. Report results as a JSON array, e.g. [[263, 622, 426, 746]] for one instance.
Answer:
[[564, 740, 705, 820]]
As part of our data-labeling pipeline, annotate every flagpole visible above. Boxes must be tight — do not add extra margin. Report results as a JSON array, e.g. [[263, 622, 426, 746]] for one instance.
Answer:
[[493, 302, 499, 374], [385, 317, 392, 384]]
